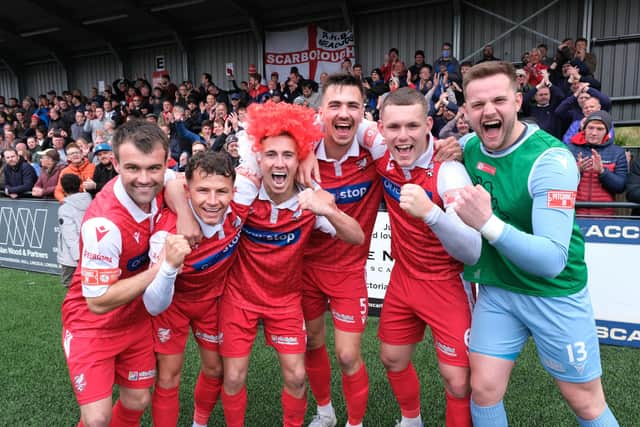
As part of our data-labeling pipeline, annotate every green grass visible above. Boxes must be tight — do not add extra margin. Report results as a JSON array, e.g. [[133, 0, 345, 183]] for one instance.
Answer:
[[1, 268, 638, 426], [614, 126, 640, 147]]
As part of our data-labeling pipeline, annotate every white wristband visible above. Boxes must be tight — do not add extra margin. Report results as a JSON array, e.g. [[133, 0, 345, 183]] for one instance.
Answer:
[[479, 214, 505, 243]]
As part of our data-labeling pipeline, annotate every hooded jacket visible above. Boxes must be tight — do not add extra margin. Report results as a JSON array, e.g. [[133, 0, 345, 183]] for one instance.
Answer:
[[569, 131, 627, 216], [57, 192, 92, 266]]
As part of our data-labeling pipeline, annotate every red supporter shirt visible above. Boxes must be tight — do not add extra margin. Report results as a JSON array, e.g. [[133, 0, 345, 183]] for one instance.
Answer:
[[304, 139, 382, 271], [225, 185, 335, 314], [61, 178, 161, 336], [374, 140, 463, 279]]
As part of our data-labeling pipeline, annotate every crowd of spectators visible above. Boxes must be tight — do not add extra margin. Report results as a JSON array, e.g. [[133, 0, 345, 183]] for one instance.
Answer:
[[0, 36, 638, 214]]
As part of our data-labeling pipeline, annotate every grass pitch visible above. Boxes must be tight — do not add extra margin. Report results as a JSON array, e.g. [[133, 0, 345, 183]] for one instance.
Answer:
[[0, 268, 637, 426]]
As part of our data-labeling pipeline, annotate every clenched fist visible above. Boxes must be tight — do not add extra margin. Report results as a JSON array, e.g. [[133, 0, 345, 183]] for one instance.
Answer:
[[399, 183, 434, 219], [163, 234, 192, 269]]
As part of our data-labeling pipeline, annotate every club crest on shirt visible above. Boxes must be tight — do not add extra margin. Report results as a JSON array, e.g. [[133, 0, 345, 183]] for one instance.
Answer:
[[74, 374, 87, 392], [356, 157, 368, 170], [133, 231, 141, 244], [292, 209, 303, 220], [232, 215, 242, 228]]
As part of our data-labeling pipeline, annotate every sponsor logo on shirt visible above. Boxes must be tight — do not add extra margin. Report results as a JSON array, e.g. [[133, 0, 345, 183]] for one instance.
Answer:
[[331, 309, 355, 324], [326, 181, 372, 204], [82, 267, 121, 287], [83, 249, 113, 264], [547, 190, 576, 209], [242, 225, 301, 246], [382, 177, 431, 203], [435, 341, 457, 357], [128, 369, 156, 381], [74, 374, 87, 393], [127, 252, 150, 272], [95, 225, 110, 242], [270, 335, 299, 345], [192, 231, 241, 271], [476, 161, 496, 176], [195, 330, 222, 344]]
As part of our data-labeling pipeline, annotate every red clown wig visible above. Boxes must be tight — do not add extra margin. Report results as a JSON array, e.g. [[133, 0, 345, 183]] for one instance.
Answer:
[[245, 101, 322, 160]]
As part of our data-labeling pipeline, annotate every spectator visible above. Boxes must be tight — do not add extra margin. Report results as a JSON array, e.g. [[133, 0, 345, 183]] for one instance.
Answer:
[[3, 147, 37, 198], [477, 44, 500, 63], [57, 174, 92, 288], [341, 57, 354, 75], [575, 37, 597, 76], [537, 43, 554, 66], [83, 106, 106, 142], [248, 73, 268, 101], [70, 110, 90, 141], [521, 75, 565, 138], [352, 63, 364, 82], [54, 142, 96, 201], [562, 96, 614, 144], [32, 148, 64, 198], [433, 42, 461, 83], [380, 48, 405, 82], [438, 110, 471, 140], [84, 143, 117, 197], [568, 111, 627, 216], [224, 133, 240, 167], [524, 48, 549, 87], [300, 80, 321, 111], [408, 50, 428, 84]]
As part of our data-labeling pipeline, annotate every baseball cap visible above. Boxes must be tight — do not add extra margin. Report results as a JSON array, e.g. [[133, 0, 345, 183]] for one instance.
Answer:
[[230, 92, 241, 100], [94, 143, 112, 154], [515, 69, 527, 77], [583, 110, 613, 132], [293, 96, 305, 105]]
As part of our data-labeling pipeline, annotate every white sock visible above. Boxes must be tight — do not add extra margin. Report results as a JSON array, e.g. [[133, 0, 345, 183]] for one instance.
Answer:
[[346, 422, 363, 427], [401, 414, 422, 426], [317, 401, 335, 417], [192, 422, 207, 427]]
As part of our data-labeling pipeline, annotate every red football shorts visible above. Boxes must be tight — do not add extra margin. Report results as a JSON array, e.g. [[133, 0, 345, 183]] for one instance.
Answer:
[[62, 322, 156, 405], [152, 296, 221, 354], [378, 266, 471, 367], [219, 298, 306, 357], [302, 265, 368, 333]]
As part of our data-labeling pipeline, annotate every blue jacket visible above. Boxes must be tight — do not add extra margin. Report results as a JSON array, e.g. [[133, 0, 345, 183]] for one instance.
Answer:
[[4, 158, 37, 195]]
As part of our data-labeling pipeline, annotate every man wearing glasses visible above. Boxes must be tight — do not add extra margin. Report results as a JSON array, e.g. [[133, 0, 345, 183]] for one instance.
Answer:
[[54, 142, 96, 201]]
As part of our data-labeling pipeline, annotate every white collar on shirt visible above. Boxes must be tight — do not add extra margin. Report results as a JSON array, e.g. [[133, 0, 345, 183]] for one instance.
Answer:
[[113, 177, 159, 223], [315, 138, 360, 163], [390, 133, 435, 170], [189, 200, 231, 239], [258, 183, 301, 211]]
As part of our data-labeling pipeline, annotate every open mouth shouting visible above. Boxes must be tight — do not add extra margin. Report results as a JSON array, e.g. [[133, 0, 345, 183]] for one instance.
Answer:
[[333, 120, 354, 140], [482, 119, 502, 141], [271, 171, 288, 189]]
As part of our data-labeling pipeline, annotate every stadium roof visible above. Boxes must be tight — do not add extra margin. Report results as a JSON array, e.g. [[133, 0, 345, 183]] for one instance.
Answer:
[[0, 0, 443, 69]]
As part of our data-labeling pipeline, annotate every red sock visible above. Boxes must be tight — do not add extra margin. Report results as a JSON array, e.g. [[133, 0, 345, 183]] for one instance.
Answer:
[[305, 346, 332, 405], [110, 399, 145, 427], [151, 385, 180, 427], [386, 363, 421, 418], [282, 388, 307, 427], [222, 386, 247, 427], [193, 372, 222, 425], [342, 363, 369, 425], [77, 421, 84, 427], [445, 391, 471, 427]]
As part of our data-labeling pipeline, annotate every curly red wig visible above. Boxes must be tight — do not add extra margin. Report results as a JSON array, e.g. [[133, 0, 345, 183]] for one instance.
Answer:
[[245, 101, 322, 160]]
